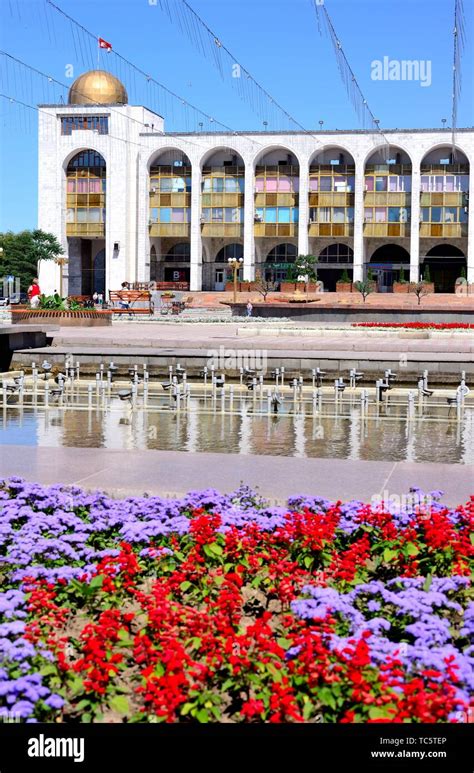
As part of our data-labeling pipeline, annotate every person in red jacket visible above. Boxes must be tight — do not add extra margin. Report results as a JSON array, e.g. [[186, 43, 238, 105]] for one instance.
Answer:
[[28, 278, 41, 308]]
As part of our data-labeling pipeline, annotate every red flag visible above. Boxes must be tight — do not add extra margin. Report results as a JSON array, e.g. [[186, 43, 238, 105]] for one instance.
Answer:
[[98, 37, 112, 51]]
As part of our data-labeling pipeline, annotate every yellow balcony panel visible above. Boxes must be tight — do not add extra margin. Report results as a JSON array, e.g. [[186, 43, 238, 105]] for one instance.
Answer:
[[66, 223, 105, 237], [444, 193, 464, 206], [201, 223, 243, 238], [364, 223, 410, 238], [309, 223, 353, 237], [254, 223, 298, 237], [169, 193, 190, 207], [149, 223, 190, 237]]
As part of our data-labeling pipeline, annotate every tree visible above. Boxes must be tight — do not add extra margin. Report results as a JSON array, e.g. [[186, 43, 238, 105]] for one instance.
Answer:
[[294, 254, 318, 301], [354, 279, 374, 303], [398, 264, 407, 284], [0, 230, 63, 291], [423, 264, 431, 283], [411, 281, 432, 305], [254, 270, 277, 301], [337, 268, 351, 284]]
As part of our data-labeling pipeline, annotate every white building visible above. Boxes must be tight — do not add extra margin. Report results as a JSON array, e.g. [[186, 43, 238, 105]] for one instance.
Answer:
[[38, 70, 474, 295]]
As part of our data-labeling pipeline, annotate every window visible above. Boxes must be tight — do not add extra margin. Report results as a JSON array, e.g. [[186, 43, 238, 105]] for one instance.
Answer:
[[431, 207, 442, 222], [319, 207, 331, 223], [375, 207, 386, 222], [150, 208, 158, 223], [160, 208, 171, 223], [443, 207, 457, 223], [278, 176, 291, 192], [212, 208, 223, 222], [320, 177, 332, 192], [61, 116, 109, 135], [309, 178, 319, 192], [364, 208, 373, 222], [421, 207, 430, 222], [171, 209, 185, 223], [213, 178, 225, 193], [278, 208, 290, 223], [265, 207, 277, 223], [347, 207, 354, 222], [388, 207, 401, 222], [365, 176, 374, 192], [375, 177, 387, 192]]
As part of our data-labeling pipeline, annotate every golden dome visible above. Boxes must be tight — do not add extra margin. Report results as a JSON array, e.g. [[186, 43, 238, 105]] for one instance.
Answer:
[[68, 70, 128, 105]]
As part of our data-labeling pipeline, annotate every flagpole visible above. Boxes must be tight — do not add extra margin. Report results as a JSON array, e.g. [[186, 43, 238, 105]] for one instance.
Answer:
[[97, 40, 100, 69]]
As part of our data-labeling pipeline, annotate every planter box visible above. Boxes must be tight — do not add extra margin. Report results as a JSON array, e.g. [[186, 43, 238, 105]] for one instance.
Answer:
[[280, 282, 318, 293], [11, 309, 112, 327], [336, 282, 352, 293], [411, 282, 435, 295], [393, 282, 411, 294]]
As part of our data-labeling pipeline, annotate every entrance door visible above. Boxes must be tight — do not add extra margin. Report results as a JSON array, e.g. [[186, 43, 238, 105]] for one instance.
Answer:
[[215, 269, 225, 291]]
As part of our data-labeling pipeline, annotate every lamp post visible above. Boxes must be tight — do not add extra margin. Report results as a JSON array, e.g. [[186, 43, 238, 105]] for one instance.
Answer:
[[228, 257, 243, 304], [54, 256, 69, 298]]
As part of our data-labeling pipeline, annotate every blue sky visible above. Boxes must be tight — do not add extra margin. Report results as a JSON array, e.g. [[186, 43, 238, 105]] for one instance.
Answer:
[[0, 0, 473, 231]]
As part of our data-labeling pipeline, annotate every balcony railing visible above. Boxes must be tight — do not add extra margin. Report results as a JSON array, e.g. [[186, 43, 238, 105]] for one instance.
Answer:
[[309, 223, 353, 237], [419, 223, 468, 238], [254, 223, 298, 237], [149, 223, 190, 237], [66, 223, 105, 237], [363, 223, 411, 237], [201, 223, 243, 237]]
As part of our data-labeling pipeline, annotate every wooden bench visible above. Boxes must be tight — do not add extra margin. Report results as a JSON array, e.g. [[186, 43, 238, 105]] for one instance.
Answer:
[[109, 290, 151, 314]]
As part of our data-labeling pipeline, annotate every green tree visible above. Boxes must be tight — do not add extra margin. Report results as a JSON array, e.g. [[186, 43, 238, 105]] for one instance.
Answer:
[[354, 279, 374, 303], [0, 230, 63, 291], [423, 264, 431, 283]]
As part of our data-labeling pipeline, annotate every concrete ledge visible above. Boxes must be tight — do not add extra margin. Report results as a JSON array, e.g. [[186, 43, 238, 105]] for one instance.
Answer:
[[0, 445, 471, 505]]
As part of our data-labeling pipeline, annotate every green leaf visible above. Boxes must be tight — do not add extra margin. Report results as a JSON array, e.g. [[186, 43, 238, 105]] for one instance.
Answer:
[[405, 542, 420, 557], [303, 555, 313, 569], [470, 533, 474, 546], [318, 687, 336, 710], [109, 695, 129, 716], [369, 706, 391, 720], [180, 581, 192, 592], [39, 665, 57, 677], [383, 548, 398, 562], [180, 702, 194, 716], [208, 542, 223, 556], [196, 708, 209, 723], [89, 574, 104, 590]]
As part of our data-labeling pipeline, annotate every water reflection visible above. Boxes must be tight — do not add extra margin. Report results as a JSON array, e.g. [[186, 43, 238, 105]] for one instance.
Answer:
[[1, 398, 473, 464]]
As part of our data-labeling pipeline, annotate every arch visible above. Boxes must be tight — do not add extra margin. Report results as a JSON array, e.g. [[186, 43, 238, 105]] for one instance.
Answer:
[[66, 149, 106, 171], [425, 244, 465, 258], [266, 243, 297, 262], [253, 145, 302, 169], [422, 244, 467, 293], [215, 243, 244, 262], [420, 144, 470, 167], [62, 146, 107, 171], [166, 243, 190, 261], [369, 245, 410, 263], [319, 243, 354, 263], [147, 147, 192, 171], [363, 144, 413, 168], [309, 145, 355, 167], [200, 146, 245, 169]]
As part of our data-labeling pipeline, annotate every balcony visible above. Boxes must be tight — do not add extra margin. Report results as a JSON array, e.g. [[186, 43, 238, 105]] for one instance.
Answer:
[[309, 192, 353, 207], [149, 223, 190, 237], [309, 223, 353, 237], [254, 223, 298, 237], [66, 223, 105, 237], [364, 192, 410, 207], [254, 193, 298, 207], [363, 223, 411, 237], [201, 223, 243, 238], [149, 192, 190, 207], [419, 223, 468, 238]]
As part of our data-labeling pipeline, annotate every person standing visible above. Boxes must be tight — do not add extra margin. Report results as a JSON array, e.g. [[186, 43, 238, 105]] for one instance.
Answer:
[[28, 278, 41, 308], [246, 300, 253, 317]]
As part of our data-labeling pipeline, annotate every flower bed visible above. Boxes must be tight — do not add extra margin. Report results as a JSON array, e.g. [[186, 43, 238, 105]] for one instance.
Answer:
[[352, 322, 474, 330], [0, 479, 472, 724]]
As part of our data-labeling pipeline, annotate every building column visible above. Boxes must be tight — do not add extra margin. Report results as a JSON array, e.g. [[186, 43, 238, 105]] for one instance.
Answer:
[[468, 168, 474, 284], [410, 165, 421, 282], [243, 164, 255, 282], [353, 159, 365, 282], [190, 165, 202, 291], [297, 163, 309, 256]]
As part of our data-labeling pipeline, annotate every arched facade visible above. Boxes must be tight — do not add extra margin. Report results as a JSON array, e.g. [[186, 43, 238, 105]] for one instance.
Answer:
[[65, 149, 106, 296]]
